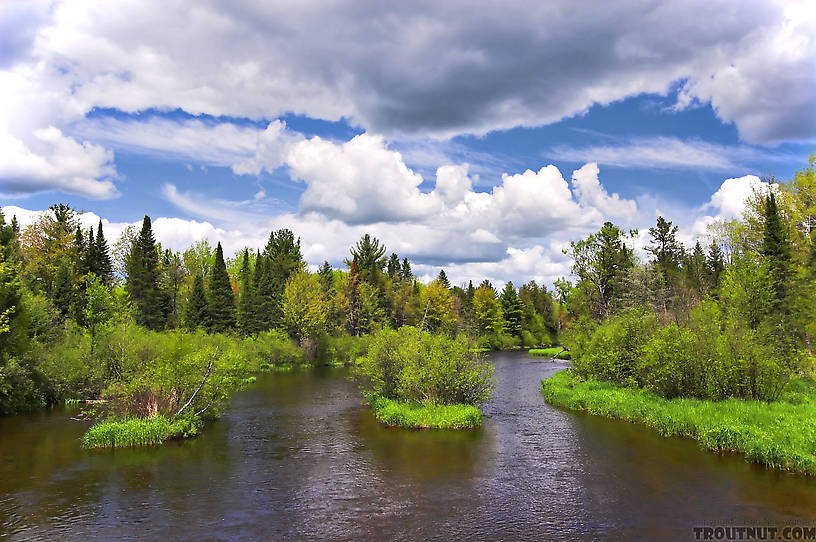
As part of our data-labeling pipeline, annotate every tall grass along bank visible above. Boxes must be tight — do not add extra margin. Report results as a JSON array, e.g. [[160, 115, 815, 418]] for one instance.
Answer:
[[529, 347, 570, 359], [541, 369, 816, 475], [82, 415, 201, 448]]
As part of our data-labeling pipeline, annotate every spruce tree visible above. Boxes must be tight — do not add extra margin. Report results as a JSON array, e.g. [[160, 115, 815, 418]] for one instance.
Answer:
[[265, 229, 304, 328], [255, 254, 276, 331], [346, 259, 363, 336], [706, 241, 725, 291], [237, 248, 257, 335], [499, 282, 523, 337], [95, 221, 113, 282], [762, 192, 793, 309], [318, 260, 334, 292], [126, 216, 166, 330], [52, 259, 72, 317], [84, 228, 98, 278], [184, 272, 209, 330], [207, 242, 236, 332], [437, 269, 450, 289], [401, 258, 412, 280], [387, 253, 401, 277]]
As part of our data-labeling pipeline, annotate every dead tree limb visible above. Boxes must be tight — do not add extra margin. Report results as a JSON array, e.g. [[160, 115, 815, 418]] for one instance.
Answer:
[[174, 345, 218, 419]]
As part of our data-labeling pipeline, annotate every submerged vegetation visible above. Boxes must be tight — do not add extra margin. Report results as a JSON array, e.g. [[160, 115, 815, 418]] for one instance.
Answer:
[[542, 370, 816, 475]]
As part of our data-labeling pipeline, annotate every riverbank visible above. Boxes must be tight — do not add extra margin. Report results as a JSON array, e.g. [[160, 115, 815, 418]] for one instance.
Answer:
[[367, 394, 483, 429], [541, 369, 816, 475]]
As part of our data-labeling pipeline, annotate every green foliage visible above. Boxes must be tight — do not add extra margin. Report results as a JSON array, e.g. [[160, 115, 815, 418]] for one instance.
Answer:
[[126, 216, 166, 330], [51, 258, 72, 317], [207, 242, 236, 333], [499, 282, 523, 337], [529, 347, 570, 360], [542, 370, 816, 475], [367, 393, 483, 429], [317, 332, 369, 365], [184, 272, 208, 330], [419, 280, 456, 333], [355, 326, 493, 407], [82, 415, 201, 448], [282, 271, 327, 345]]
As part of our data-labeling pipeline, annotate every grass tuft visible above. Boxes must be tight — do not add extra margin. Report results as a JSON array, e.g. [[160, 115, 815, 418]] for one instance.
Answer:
[[529, 347, 571, 360], [82, 415, 201, 449], [541, 369, 816, 475], [367, 394, 483, 429]]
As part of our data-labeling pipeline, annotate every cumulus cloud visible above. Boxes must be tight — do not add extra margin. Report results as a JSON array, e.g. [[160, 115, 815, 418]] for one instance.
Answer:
[[2, 0, 813, 144], [571, 163, 638, 221], [0, 127, 118, 199]]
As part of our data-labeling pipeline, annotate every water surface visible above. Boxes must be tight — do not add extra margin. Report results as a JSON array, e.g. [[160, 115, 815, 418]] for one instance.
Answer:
[[2, 352, 815, 540]]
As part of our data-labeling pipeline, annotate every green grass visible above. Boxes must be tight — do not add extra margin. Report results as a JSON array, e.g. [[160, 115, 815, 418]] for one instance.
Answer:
[[541, 369, 816, 475], [529, 347, 571, 360], [367, 394, 483, 429], [82, 415, 202, 448]]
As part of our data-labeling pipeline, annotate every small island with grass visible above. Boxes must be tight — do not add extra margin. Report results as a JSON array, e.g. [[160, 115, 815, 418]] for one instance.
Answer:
[[529, 346, 570, 360], [354, 326, 493, 429]]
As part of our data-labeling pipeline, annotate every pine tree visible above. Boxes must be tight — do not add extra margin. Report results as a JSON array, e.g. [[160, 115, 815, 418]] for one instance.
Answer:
[[647, 216, 681, 278], [126, 216, 166, 330], [184, 272, 209, 330], [207, 242, 236, 332], [73, 226, 88, 278], [84, 228, 98, 277], [237, 248, 257, 335], [52, 258, 72, 317], [499, 282, 523, 337], [437, 269, 450, 289], [264, 229, 304, 328]]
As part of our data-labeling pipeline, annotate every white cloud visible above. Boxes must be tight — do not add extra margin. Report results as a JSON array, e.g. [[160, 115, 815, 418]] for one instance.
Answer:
[[0, 126, 118, 199], [571, 162, 638, 221]]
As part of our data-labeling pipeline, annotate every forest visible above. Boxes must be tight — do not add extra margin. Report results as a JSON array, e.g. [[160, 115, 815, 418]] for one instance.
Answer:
[[1, 156, 814, 450]]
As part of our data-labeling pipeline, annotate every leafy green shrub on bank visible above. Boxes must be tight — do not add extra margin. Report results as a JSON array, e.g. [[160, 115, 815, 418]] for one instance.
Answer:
[[542, 370, 816, 475]]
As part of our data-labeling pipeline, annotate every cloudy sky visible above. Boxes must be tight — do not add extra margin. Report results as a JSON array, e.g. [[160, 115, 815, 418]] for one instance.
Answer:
[[1, 0, 814, 287]]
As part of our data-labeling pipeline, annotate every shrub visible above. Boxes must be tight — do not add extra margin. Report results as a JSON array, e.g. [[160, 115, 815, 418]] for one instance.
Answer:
[[355, 326, 493, 406]]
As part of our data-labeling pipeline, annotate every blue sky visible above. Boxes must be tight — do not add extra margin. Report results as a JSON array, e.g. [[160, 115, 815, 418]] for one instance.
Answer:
[[1, 1, 814, 286]]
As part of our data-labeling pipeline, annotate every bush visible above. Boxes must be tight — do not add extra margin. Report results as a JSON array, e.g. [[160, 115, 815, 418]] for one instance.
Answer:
[[355, 326, 493, 406], [317, 332, 370, 366]]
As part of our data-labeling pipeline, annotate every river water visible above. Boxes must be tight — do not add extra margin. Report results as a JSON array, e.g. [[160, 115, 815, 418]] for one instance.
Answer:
[[1, 352, 815, 540]]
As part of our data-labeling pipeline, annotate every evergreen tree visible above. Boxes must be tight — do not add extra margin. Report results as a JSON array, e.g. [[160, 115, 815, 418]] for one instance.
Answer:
[[207, 242, 236, 332], [255, 253, 276, 331], [499, 282, 523, 337], [387, 253, 401, 277], [126, 216, 165, 330], [401, 258, 412, 281], [73, 226, 88, 278], [264, 229, 304, 328], [184, 272, 208, 329], [762, 192, 793, 309], [237, 248, 257, 335], [706, 241, 725, 291], [52, 258, 72, 317], [317, 260, 334, 292], [95, 221, 113, 282], [647, 216, 681, 278], [347, 234, 386, 284], [346, 259, 364, 336], [684, 241, 707, 295], [437, 269, 450, 289]]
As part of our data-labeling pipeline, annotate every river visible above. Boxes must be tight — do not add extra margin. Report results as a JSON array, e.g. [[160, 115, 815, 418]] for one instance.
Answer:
[[1, 352, 815, 540]]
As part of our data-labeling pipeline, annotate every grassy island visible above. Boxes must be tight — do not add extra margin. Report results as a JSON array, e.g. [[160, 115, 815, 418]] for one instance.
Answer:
[[529, 347, 570, 359], [542, 369, 816, 475], [355, 326, 494, 429]]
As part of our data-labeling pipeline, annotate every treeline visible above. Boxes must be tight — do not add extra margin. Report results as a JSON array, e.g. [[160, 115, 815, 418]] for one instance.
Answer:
[[0, 204, 560, 415], [560, 156, 816, 401]]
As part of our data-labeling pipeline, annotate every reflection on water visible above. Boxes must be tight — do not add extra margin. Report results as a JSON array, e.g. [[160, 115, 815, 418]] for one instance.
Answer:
[[1, 353, 815, 540]]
